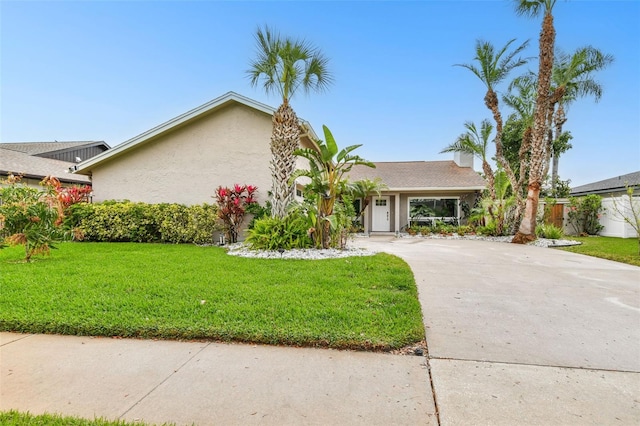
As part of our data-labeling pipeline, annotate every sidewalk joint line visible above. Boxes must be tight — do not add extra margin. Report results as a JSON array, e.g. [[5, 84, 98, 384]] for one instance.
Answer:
[[118, 342, 212, 419], [423, 337, 441, 426], [0, 333, 34, 347], [429, 356, 640, 374]]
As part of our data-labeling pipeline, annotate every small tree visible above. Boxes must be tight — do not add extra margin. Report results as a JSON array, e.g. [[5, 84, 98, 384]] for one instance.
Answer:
[[0, 175, 62, 262], [214, 184, 257, 243], [609, 186, 640, 255]]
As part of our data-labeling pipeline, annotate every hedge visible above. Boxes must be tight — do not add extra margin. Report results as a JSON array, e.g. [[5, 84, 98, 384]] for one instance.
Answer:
[[65, 201, 221, 244]]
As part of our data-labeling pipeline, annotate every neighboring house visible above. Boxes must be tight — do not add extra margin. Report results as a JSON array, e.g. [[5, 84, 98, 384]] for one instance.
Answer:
[[0, 141, 108, 187], [72, 92, 320, 206], [347, 152, 485, 233], [569, 171, 640, 238]]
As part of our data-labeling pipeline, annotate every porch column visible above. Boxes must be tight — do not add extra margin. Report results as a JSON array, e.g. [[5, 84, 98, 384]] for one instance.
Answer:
[[394, 193, 400, 233]]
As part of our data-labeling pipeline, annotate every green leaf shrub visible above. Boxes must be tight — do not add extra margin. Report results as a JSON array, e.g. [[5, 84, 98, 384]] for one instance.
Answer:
[[0, 175, 63, 261], [67, 201, 221, 244], [567, 195, 605, 236], [536, 223, 564, 239], [246, 213, 312, 250]]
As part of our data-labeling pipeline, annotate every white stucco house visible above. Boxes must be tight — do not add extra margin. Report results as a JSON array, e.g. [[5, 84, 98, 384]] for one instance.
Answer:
[[570, 171, 640, 238], [72, 92, 319, 207]]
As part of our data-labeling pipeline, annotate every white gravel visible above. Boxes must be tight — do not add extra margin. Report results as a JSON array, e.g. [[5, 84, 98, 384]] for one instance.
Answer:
[[225, 233, 581, 260]]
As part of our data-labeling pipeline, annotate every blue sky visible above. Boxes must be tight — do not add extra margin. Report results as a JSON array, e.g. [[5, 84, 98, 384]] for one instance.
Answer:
[[1, 0, 638, 187]]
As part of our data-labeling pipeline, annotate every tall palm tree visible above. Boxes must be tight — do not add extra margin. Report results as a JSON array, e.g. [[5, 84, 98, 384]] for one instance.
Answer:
[[502, 74, 537, 229], [512, 0, 558, 244], [549, 46, 613, 190], [455, 39, 530, 208], [247, 26, 333, 218]]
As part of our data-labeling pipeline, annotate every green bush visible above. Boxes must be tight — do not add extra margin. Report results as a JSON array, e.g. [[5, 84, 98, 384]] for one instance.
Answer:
[[567, 194, 604, 235], [67, 201, 220, 244], [536, 223, 564, 239], [246, 213, 312, 250]]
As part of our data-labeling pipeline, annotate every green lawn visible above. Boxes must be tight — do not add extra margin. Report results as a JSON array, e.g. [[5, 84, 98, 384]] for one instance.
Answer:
[[0, 410, 163, 426], [0, 243, 424, 351], [558, 236, 640, 266]]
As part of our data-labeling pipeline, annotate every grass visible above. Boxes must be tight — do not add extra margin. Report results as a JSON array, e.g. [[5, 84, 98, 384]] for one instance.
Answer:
[[0, 410, 164, 426], [558, 236, 640, 266], [0, 242, 424, 351]]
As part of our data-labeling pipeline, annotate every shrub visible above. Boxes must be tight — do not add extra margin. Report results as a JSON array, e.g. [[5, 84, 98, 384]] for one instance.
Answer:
[[455, 225, 473, 235], [536, 223, 564, 239], [0, 175, 62, 261], [69, 201, 220, 244], [246, 213, 312, 250], [214, 184, 257, 243], [567, 195, 604, 235]]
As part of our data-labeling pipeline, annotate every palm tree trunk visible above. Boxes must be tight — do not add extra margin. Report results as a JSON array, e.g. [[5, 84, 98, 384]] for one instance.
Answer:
[[485, 88, 523, 229], [551, 103, 566, 194], [514, 11, 555, 244], [270, 101, 300, 218]]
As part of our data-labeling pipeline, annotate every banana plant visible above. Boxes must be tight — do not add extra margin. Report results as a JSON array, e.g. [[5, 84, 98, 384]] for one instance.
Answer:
[[292, 125, 375, 248]]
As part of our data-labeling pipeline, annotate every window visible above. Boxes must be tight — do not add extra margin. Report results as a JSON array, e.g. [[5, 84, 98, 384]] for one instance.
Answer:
[[375, 199, 387, 206], [409, 198, 458, 221]]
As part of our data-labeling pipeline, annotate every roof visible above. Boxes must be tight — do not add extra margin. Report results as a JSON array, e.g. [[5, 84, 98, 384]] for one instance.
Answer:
[[1, 141, 109, 156], [571, 171, 640, 196], [346, 161, 486, 191], [0, 147, 91, 184], [72, 91, 319, 175]]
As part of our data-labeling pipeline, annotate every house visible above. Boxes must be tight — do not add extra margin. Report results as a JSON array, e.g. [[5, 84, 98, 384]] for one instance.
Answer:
[[72, 92, 319, 206], [570, 171, 640, 238], [0, 141, 108, 187], [347, 152, 486, 233]]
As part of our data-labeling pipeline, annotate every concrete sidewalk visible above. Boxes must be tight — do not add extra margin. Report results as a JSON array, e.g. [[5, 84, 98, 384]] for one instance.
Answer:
[[1, 333, 434, 425], [2, 237, 639, 425]]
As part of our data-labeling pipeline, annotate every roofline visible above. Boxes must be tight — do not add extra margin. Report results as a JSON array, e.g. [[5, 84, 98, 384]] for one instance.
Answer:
[[34, 141, 111, 158], [73, 92, 286, 174], [0, 170, 91, 185], [381, 186, 486, 192], [571, 184, 640, 197]]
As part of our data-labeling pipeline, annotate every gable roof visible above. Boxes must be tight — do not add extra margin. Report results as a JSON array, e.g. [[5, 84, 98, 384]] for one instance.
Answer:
[[72, 92, 319, 175], [347, 161, 486, 191], [571, 171, 640, 196], [1, 141, 109, 157], [0, 147, 91, 184]]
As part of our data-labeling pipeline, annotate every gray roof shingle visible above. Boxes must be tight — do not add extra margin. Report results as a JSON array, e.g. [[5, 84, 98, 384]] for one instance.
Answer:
[[346, 161, 486, 190], [0, 147, 90, 184], [0, 141, 106, 156], [570, 171, 640, 196]]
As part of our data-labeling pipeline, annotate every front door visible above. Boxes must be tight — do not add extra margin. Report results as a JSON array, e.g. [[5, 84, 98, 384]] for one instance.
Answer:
[[372, 196, 390, 232]]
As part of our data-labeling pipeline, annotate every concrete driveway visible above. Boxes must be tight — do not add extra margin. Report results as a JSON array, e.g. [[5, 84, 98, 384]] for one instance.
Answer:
[[353, 236, 640, 425]]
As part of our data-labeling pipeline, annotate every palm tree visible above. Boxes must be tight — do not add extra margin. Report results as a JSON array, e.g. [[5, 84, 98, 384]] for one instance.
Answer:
[[247, 26, 333, 218], [455, 39, 530, 211], [347, 178, 388, 218], [502, 74, 537, 229], [292, 125, 374, 248], [441, 120, 508, 233], [512, 0, 558, 244], [549, 46, 613, 191], [441, 120, 496, 199]]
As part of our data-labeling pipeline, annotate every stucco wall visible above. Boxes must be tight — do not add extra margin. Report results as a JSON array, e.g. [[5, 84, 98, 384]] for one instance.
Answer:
[[91, 103, 284, 206]]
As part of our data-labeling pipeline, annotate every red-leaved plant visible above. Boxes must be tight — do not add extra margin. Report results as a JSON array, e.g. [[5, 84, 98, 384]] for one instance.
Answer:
[[214, 184, 257, 243]]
